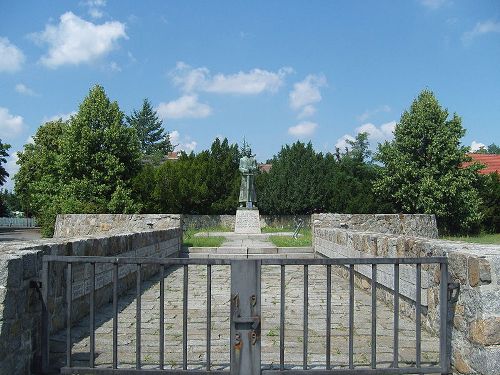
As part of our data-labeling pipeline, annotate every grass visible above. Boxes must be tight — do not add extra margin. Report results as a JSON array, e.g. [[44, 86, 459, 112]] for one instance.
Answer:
[[182, 227, 227, 247], [261, 226, 295, 233], [269, 228, 312, 247], [441, 233, 500, 244]]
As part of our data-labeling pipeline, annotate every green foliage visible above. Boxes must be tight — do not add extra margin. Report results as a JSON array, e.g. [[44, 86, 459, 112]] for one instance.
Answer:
[[0, 139, 10, 186], [0, 189, 21, 216], [132, 137, 240, 214], [477, 173, 500, 233], [257, 139, 389, 215], [441, 233, 500, 244], [475, 143, 500, 154], [126, 98, 173, 161], [15, 85, 142, 236], [374, 90, 482, 234]]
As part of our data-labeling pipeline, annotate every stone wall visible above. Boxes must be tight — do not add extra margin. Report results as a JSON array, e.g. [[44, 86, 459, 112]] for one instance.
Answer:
[[53, 213, 181, 237], [314, 227, 500, 375], [0, 227, 181, 374], [54, 213, 310, 236], [312, 213, 439, 238]]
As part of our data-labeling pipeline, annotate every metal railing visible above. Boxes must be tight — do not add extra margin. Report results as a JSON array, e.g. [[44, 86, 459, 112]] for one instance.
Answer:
[[41, 255, 450, 375], [0, 216, 37, 227]]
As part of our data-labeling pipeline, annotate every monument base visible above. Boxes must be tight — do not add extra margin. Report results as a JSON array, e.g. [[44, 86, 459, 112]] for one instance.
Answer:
[[234, 208, 261, 234]]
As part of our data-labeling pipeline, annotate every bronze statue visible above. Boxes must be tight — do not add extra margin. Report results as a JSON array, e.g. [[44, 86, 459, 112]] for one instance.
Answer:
[[239, 141, 257, 208]]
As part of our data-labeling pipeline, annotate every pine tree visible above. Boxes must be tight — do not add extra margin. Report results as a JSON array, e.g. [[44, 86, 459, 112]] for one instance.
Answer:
[[126, 99, 173, 159], [0, 139, 10, 186]]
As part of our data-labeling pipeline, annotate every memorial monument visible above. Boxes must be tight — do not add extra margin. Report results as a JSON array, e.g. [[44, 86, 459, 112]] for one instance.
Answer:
[[234, 141, 261, 234]]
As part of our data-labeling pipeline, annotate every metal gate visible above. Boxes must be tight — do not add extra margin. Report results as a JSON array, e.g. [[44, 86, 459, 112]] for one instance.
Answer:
[[41, 256, 451, 374]]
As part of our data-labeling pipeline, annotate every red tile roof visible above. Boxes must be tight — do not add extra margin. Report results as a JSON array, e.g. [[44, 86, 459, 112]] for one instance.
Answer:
[[259, 163, 272, 173], [463, 154, 500, 174]]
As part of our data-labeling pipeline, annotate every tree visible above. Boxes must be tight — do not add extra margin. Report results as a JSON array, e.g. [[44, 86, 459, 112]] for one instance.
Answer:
[[15, 85, 143, 235], [374, 90, 482, 234], [126, 99, 173, 161], [477, 173, 500, 233], [0, 139, 10, 186]]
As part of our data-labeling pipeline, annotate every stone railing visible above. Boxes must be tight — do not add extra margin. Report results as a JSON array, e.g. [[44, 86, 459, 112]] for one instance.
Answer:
[[312, 213, 439, 238], [314, 227, 500, 375], [0, 227, 181, 374]]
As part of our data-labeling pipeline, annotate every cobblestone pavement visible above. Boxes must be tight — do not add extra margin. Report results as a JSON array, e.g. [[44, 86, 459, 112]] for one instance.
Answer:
[[51, 264, 439, 370]]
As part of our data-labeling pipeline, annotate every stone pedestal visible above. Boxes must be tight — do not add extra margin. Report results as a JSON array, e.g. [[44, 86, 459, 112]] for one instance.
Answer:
[[234, 208, 261, 234]]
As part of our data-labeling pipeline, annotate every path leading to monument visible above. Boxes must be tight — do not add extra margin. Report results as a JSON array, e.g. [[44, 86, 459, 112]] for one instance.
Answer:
[[51, 264, 440, 370]]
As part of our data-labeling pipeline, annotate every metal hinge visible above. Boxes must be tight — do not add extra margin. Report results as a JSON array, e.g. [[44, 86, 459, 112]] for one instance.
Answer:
[[448, 281, 460, 304]]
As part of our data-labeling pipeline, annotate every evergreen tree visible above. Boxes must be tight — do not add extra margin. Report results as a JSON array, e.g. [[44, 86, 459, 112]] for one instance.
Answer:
[[126, 99, 172, 160], [374, 90, 482, 233], [0, 139, 10, 186]]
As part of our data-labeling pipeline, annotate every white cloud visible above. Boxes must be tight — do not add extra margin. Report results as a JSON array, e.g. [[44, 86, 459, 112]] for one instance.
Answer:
[[470, 140, 486, 152], [289, 74, 327, 110], [15, 83, 37, 96], [419, 0, 447, 9], [298, 105, 316, 119], [0, 107, 25, 141], [157, 95, 212, 120], [288, 121, 318, 137], [43, 111, 76, 123], [82, 0, 106, 19], [335, 134, 355, 150], [335, 120, 396, 151], [0, 37, 25, 73], [463, 20, 500, 44], [31, 12, 127, 68], [171, 62, 292, 94], [356, 105, 391, 122], [169, 130, 197, 152]]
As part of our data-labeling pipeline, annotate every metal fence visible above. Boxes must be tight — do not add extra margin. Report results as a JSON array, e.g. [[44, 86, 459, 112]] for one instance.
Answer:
[[0, 216, 37, 228], [41, 255, 450, 375]]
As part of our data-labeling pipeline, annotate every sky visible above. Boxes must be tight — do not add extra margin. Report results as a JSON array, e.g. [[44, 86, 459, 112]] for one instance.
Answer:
[[1, 0, 500, 190]]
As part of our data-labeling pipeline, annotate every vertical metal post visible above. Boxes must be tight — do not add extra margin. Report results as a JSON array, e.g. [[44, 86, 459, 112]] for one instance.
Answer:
[[230, 260, 261, 375], [112, 262, 118, 369], [159, 266, 165, 369], [349, 264, 354, 369], [136, 264, 142, 369], [303, 265, 309, 370], [439, 262, 449, 374], [90, 263, 95, 368], [280, 264, 285, 371], [206, 264, 212, 371], [66, 263, 72, 368], [371, 264, 377, 369], [41, 258, 50, 373], [183, 265, 188, 370], [393, 264, 399, 368], [326, 265, 331, 370], [416, 264, 421, 370]]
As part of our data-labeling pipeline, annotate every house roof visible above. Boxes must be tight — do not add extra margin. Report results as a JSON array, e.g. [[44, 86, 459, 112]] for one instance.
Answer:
[[259, 163, 272, 173], [463, 153, 500, 175]]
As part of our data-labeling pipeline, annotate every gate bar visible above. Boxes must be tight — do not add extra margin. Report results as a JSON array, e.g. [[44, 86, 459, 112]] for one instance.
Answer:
[[416, 264, 421, 369], [90, 263, 95, 368], [66, 263, 72, 368], [303, 265, 308, 370], [439, 262, 449, 374], [348, 264, 354, 369], [159, 266, 165, 369], [326, 265, 331, 370], [183, 264, 188, 370], [371, 264, 377, 369], [112, 263, 118, 369], [206, 264, 211, 371], [280, 264, 285, 371], [393, 264, 399, 368], [136, 264, 142, 369]]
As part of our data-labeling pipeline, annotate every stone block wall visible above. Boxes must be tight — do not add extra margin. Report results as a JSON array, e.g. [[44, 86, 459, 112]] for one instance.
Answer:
[[53, 213, 181, 237], [0, 227, 181, 374], [314, 227, 500, 375], [312, 213, 439, 238]]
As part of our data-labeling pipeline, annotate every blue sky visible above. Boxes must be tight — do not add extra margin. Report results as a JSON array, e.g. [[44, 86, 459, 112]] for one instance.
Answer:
[[1, 0, 500, 190]]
